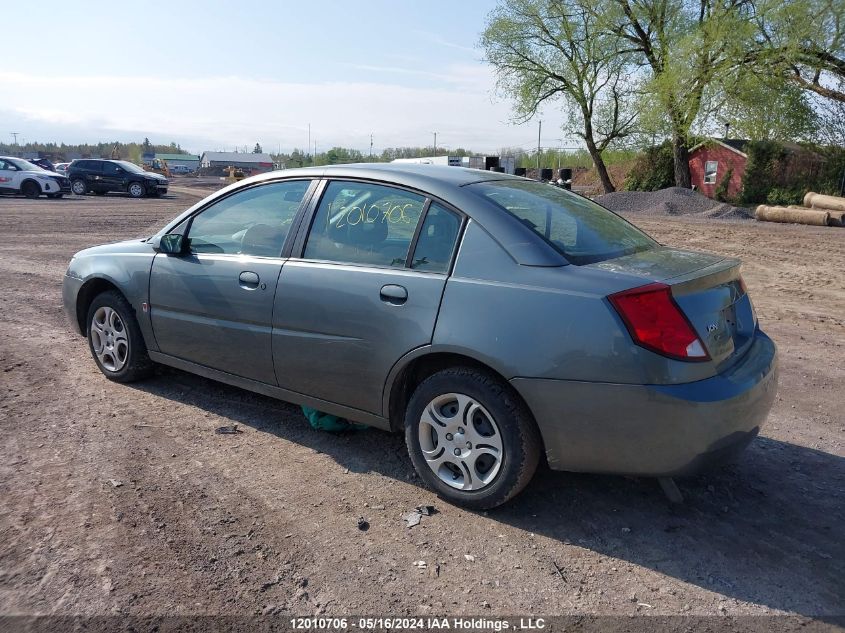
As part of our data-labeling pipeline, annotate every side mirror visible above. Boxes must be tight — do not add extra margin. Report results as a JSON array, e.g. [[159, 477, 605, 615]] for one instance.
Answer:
[[153, 233, 187, 255]]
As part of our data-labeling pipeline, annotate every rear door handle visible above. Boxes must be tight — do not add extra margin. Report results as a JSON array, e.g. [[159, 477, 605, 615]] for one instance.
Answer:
[[380, 284, 407, 305], [239, 271, 260, 289]]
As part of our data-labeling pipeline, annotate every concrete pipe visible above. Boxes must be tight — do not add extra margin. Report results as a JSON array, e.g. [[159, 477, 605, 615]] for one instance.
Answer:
[[804, 192, 845, 212], [826, 209, 845, 227], [755, 205, 830, 226]]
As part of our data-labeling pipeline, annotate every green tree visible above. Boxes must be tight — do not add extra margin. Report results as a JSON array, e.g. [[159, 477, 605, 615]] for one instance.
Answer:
[[605, 0, 752, 188], [748, 0, 845, 104], [481, 0, 638, 192], [717, 73, 819, 141]]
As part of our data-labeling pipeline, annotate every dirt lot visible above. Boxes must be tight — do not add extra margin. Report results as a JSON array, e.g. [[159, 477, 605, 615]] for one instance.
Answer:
[[0, 190, 843, 624]]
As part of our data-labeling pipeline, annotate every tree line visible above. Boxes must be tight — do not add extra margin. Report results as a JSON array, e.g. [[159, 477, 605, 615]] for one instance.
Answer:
[[481, 0, 845, 192], [0, 138, 192, 164]]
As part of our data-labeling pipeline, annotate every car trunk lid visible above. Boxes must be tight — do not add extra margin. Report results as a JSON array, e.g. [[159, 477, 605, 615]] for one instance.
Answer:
[[591, 247, 756, 367]]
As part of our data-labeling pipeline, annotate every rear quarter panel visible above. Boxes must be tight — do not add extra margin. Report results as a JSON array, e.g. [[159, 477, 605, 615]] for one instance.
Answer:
[[433, 221, 732, 385]]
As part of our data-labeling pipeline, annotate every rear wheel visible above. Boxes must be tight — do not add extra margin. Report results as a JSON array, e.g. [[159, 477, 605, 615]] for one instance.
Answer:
[[128, 182, 145, 198], [21, 181, 41, 198], [86, 290, 154, 383], [71, 179, 87, 195], [405, 367, 541, 509]]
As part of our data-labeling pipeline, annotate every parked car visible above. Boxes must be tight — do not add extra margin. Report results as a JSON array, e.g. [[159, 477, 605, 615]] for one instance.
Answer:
[[54, 162, 71, 176], [170, 164, 192, 174], [27, 157, 56, 172], [62, 165, 778, 508], [0, 156, 71, 198], [68, 159, 168, 197]]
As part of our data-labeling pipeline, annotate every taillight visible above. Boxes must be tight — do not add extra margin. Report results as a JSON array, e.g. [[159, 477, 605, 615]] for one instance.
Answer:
[[608, 282, 710, 361]]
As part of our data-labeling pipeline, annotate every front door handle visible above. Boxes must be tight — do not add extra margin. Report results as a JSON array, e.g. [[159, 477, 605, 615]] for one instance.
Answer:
[[239, 271, 260, 289], [380, 284, 407, 305]]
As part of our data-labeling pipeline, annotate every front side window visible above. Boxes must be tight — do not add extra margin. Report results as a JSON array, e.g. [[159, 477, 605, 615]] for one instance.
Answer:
[[704, 160, 718, 184], [303, 181, 426, 267], [468, 180, 656, 265], [186, 180, 311, 257]]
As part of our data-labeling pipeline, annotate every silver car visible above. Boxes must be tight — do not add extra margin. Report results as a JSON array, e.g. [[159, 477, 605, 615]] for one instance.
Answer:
[[63, 165, 778, 508]]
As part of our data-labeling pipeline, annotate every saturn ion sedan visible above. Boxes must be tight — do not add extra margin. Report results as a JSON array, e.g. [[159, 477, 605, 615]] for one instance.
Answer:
[[63, 164, 778, 508]]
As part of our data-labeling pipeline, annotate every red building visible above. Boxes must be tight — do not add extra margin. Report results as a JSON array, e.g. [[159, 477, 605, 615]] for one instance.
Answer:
[[689, 139, 748, 199]]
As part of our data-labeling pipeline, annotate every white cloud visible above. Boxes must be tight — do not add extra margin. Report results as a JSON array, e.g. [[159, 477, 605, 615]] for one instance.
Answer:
[[1, 69, 566, 154]]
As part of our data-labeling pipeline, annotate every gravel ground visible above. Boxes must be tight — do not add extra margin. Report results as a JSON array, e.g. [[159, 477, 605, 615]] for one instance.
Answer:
[[596, 187, 753, 219], [0, 191, 843, 627]]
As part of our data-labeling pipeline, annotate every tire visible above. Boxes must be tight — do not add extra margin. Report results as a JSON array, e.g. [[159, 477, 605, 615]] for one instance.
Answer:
[[86, 290, 154, 383], [71, 179, 87, 195], [128, 182, 145, 198], [405, 367, 542, 510], [21, 181, 41, 198]]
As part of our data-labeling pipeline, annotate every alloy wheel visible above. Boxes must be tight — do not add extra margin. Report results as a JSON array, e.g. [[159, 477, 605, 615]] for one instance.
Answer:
[[90, 306, 129, 372]]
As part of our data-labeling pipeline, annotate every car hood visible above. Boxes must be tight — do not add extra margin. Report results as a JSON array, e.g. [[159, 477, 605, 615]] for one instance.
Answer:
[[73, 238, 154, 259], [145, 173, 167, 181], [585, 246, 726, 282]]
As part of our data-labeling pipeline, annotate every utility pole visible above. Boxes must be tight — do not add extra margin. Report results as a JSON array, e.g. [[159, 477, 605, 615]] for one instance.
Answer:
[[370, 133, 373, 160], [536, 120, 542, 174], [433, 132, 437, 157], [307, 124, 311, 161], [314, 140, 317, 165], [10, 132, 19, 145], [556, 138, 565, 170]]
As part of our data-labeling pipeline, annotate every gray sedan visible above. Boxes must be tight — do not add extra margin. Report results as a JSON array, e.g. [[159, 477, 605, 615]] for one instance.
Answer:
[[63, 164, 778, 508]]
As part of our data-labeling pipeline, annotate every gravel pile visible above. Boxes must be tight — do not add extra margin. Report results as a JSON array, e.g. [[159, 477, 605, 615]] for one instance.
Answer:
[[595, 187, 753, 220]]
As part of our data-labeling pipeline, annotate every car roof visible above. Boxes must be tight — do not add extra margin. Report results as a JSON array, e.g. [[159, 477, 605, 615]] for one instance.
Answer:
[[241, 163, 522, 189]]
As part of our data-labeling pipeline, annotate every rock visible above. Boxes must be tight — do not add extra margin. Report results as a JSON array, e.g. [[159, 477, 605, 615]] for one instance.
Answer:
[[464, 554, 475, 562]]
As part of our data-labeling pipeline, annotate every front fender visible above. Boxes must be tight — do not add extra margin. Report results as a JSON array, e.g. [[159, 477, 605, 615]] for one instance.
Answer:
[[64, 241, 157, 350]]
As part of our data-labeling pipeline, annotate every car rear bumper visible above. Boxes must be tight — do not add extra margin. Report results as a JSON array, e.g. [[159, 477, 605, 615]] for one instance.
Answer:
[[511, 331, 778, 476]]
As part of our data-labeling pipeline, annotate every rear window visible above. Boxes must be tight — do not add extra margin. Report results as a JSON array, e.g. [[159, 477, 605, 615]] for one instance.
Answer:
[[467, 180, 656, 265]]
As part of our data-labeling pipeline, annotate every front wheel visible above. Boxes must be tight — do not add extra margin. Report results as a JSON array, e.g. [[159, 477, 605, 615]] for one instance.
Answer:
[[86, 290, 154, 383], [405, 367, 542, 510], [22, 181, 41, 198], [128, 182, 145, 198], [71, 179, 87, 195]]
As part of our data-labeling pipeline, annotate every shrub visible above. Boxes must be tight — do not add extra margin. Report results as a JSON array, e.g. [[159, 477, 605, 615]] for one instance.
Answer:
[[741, 142, 845, 203], [714, 167, 734, 202], [740, 141, 786, 203], [624, 142, 674, 191], [766, 187, 804, 206]]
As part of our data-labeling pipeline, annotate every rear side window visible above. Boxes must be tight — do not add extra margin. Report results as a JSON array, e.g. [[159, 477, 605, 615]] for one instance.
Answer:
[[468, 180, 656, 265], [304, 181, 426, 267], [410, 203, 461, 272], [79, 161, 102, 172]]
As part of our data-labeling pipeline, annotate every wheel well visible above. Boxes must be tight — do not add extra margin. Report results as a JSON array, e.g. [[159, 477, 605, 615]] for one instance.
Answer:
[[387, 352, 534, 433], [75, 278, 122, 335], [21, 178, 41, 191]]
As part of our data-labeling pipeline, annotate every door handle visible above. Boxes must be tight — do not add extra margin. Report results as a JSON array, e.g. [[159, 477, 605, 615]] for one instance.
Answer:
[[239, 271, 260, 289], [380, 284, 407, 305]]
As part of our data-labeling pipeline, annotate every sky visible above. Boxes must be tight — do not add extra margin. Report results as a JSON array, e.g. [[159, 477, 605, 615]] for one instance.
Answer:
[[3, 0, 569, 155]]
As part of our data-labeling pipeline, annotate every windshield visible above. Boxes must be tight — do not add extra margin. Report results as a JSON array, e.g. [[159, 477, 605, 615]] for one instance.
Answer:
[[115, 160, 146, 174], [467, 180, 657, 265], [8, 158, 48, 172]]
